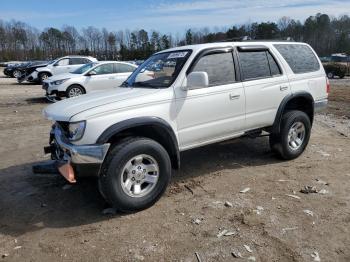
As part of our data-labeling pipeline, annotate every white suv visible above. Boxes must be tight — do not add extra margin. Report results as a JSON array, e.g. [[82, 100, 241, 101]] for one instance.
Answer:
[[43, 42, 328, 212], [43, 61, 137, 101], [31, 56, 97, 83]]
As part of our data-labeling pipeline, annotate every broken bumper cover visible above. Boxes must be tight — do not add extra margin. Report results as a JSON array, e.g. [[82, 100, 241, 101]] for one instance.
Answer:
[[46, 124, 110, 181]]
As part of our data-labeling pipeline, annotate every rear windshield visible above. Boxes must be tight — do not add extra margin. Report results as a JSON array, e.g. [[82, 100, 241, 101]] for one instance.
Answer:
[[274, 44, 320, 74]]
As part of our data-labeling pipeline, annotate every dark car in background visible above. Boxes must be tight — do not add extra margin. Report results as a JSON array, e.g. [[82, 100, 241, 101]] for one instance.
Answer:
[[4, 61, 49, 78], [320, 54, 350, 78], [16, 60, 52, 83], [3, 62, 29, 77]]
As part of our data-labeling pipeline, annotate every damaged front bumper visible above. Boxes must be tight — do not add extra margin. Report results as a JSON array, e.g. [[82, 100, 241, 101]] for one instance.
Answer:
[[45, 124, 110, 182]]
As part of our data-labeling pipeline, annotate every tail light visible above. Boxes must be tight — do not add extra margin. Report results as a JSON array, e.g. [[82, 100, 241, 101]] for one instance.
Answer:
[[326, 78, 330, 94]]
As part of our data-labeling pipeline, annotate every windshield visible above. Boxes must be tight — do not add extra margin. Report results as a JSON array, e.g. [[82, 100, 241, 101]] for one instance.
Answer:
[[122, 50, 192, 88], [72, 63, 98, 74]]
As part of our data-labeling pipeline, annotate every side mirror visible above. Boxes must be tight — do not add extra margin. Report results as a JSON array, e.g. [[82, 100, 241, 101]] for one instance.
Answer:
[[185, 72, 209, 90], [87, 71, 97, 76]]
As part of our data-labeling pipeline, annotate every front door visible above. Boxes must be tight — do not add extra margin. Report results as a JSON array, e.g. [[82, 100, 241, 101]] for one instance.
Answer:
[[52, 58, 71, 75], [84, 63, 116, 92], [175, 49, 246, 150]]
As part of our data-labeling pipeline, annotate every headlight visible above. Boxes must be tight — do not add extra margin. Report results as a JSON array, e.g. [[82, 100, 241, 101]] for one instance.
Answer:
[[68, 121, 86, 141], [52, 78, 69, 85]]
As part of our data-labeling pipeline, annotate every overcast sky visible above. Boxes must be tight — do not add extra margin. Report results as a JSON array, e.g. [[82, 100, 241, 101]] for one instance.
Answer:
[[1, 0, 349, 34]]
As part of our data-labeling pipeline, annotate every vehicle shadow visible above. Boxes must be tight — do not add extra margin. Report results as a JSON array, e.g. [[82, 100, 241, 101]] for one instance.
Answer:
[[0, 136, 278, 237], [25, 97, 50, 104]]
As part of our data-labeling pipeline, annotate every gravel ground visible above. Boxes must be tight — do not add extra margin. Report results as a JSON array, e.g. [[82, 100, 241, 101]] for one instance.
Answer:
[[0, 69, 349, 262]]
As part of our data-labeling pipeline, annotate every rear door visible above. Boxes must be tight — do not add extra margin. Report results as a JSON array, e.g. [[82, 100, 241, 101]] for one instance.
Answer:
[[69, 58, 89, 72], [237, 46, 291, 130], [114, 63, 136, 87]]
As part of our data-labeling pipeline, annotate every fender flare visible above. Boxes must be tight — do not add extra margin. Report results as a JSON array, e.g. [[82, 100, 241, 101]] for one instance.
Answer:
[[97, 117, 180, 169], [272, 92, 314, 135]]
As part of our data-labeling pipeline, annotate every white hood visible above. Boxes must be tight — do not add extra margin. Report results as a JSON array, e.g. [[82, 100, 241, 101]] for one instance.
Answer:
[[43, 88, 161, 121]]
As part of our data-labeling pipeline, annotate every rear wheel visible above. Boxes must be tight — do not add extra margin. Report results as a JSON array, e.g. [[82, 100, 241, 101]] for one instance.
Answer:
[[270, 110, 311, 160], [13, 70, 21, 78], [327, 72, 334, 79], [66, 85, 85, 98], [99, 137, 171, 212]]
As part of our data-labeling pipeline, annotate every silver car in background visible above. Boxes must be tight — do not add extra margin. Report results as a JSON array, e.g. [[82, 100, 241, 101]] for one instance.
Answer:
[[43, 61, 137, 101]]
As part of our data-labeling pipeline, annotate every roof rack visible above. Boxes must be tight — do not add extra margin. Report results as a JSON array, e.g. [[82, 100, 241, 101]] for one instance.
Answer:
[[222, 36, 295, 42]]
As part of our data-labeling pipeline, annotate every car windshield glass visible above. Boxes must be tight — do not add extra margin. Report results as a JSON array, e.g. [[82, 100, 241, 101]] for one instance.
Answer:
[[71, 63, 98, 74], [122, 50, 192, 88]]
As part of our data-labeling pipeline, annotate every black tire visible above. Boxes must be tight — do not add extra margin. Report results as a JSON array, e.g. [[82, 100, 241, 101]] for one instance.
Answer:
[[38, 72, 50, 83], [270, 110, 311, 160], [99, 137, 172, 212], [66, 85, 85, 98]]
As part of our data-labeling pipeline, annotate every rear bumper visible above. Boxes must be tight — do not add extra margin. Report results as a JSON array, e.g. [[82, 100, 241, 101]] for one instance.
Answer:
[[46, 124, 110, 179], [314, 98, 328, 112]]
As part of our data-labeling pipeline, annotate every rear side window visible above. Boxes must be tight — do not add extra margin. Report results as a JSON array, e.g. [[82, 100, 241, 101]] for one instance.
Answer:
[[70, 58, 87, 65], [239, 51, 281, 80], [191, 52, 235, 86], [274, 44, 320, 74], [116, 64, 136, 73]]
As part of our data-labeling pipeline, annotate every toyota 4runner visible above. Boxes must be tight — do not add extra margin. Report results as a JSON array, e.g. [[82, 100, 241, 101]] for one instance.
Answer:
[[43, 42, 329, 212]]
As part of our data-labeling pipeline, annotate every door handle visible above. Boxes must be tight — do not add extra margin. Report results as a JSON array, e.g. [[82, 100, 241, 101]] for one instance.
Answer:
[[280, 86, 288, 91], [229, 94, 240, 100], [108, 77, 115, 80]]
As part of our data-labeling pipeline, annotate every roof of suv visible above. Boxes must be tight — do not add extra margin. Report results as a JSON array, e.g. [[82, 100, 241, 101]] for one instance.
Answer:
[[158, 41, 309, 54]]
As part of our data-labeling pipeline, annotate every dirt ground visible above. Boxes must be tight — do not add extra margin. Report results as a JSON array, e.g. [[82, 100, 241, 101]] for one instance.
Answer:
[[0, 68, 349, 262]]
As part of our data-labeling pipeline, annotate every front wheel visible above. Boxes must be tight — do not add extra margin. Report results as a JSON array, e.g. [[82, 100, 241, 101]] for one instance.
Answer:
[[66, 85, 85, 98], [13, 70, 21, 78], [39, 72, 50, 83], [99, 137, 171, 212], [270, 110, 311, 160]]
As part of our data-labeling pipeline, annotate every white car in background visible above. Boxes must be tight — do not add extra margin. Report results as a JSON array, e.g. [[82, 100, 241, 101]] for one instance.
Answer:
[[31, 56, 98, 83], [43, 61, 137, 101]]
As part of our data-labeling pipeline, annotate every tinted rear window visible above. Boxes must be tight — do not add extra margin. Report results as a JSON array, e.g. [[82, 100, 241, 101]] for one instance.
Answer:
[[239, 51, 281, 80], [274, 44, 320, 74]]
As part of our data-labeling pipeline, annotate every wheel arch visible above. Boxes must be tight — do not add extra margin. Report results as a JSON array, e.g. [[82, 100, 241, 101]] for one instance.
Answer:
[[97, 117, 180, 170], [272, 92, 314, 135]]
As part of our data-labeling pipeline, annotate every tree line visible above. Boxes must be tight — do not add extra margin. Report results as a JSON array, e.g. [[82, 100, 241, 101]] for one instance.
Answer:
[[0, 13, 349, 62]]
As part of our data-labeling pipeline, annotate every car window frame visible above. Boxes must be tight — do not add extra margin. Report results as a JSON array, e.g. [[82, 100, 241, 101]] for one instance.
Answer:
[[187, 47, 239, 88], [237, 47, 283, 82]]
